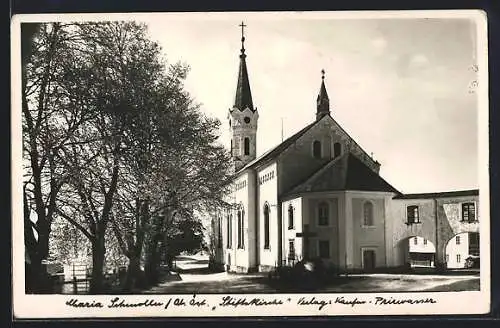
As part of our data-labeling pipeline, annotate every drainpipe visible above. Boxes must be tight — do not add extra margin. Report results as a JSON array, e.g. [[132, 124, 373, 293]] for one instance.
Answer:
[[255, 171, 259, 270], [434, 198, 439, 269]]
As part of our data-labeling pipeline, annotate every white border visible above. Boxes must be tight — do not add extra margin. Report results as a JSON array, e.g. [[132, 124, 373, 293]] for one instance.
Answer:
[[11, 10, 490, 318]]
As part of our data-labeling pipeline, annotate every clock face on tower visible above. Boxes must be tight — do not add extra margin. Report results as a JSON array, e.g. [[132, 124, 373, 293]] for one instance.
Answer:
[[244, 116, 251, 124]]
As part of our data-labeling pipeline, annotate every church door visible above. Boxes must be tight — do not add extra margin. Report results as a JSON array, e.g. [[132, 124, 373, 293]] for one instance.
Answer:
[[362, 249, 376, 271]]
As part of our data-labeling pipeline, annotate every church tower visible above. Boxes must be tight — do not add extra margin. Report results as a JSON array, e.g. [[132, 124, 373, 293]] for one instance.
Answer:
[[228, 22, 259, 171], [316, 69, 330, 120]]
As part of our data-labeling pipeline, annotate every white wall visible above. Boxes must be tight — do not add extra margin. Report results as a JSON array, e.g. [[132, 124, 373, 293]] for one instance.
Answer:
[[445, 233, 470, 269], [257, 162, 279, 269], [408, 236, 436, 253], [282, 197, 303, 265]]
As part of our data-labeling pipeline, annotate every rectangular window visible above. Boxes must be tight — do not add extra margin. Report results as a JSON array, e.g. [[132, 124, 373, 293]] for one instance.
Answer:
[[462, 202, 476, 222], [457, 254, 461, 263], [288, 239, 296, 261], [318, 203, 329, 226], [406, 205, 420, 224], [446, 254, 450, 263], [414, 237, 418, 245], [318, 240, 330, 259], [469, 233, 480, 256], [423, 239, 427, 245], [456, 236, 461, 245]]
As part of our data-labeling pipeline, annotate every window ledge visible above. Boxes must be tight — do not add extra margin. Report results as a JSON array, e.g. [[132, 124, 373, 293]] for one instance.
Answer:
[[362, 225, 376, 228], [405, 222, 422, 226]]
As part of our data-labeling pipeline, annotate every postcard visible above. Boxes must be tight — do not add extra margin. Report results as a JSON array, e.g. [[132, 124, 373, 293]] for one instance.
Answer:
[[11, 10, 490, 318]]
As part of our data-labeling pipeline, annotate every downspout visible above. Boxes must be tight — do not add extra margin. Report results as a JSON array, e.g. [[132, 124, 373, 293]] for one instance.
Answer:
[[434, 198, 439, 269], [254, 170, 259, 270]]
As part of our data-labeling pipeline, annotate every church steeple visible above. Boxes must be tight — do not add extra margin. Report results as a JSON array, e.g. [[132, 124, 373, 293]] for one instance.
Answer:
[[316, 69, 330, 120], [229, 21, 259, 172], [234, 21, 254, 112]]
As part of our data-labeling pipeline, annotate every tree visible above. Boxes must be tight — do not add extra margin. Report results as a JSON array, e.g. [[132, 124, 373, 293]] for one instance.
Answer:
[[23, 20, 233, 294], [22, 22, 95, 293]]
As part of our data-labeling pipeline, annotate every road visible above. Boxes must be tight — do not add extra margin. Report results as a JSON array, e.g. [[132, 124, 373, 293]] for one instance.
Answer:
[[143, 254, 480, 294]]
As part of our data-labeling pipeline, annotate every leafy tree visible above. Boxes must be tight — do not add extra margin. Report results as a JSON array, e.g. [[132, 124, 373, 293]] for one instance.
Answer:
[[23, 20, 233, 294]]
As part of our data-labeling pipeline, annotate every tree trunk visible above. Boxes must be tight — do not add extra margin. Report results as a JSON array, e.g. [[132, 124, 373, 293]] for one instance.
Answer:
[[144, 238, 160, 286], [89, 233, 106, 294], [124, 253, 142, 291]]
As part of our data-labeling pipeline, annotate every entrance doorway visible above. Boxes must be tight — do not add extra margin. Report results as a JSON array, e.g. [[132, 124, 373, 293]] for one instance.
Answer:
[[362, 249, 376, 271]]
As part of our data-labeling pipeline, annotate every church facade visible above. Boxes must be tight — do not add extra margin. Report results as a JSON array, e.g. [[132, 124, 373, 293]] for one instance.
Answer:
[[211, 26, 480, 273]]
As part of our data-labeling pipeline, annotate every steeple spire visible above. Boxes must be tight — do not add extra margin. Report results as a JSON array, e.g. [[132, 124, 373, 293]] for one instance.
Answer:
[[316, 69, 330, 120], [234, 21, 254, 112]]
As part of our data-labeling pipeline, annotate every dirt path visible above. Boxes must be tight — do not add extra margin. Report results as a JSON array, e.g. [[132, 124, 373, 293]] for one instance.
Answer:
[[143, 254, 480, 294]]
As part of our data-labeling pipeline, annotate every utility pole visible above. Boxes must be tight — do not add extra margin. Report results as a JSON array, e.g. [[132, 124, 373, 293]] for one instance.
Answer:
[[281, 118, 284, 142]]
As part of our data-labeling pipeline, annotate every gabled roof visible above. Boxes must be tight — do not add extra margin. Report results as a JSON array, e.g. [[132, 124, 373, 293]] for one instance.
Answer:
[[393, 189, 479, 200], [235, 119, 319, 174], [284, 152, 400, 197]]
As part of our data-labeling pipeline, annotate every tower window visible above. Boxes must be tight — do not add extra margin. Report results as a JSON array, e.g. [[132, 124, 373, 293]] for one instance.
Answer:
[[288, 204, 294, 230], [313, 140, 322, 159], [244, 116, 251, 124], [264, 204, 270, 249], [333, 142, 342, 158], [244, 137, 250, 156]]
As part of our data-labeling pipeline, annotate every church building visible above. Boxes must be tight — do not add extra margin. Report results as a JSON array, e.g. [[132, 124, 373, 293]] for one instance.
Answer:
[[211, 23, 480, 273]]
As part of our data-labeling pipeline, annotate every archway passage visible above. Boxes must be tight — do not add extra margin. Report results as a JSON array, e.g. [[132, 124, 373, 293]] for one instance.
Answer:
[[396, 236, 436, 269], [444, 232, 480, 269]]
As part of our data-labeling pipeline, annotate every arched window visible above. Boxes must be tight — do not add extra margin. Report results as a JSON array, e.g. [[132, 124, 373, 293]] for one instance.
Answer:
[[217, 216, 222, 247], [313, 140, 322, 159], [334, 142, 342, 158], [244, 137, 250, 156], [288, 204, 294, 230], [318, 202, 329, 226], [264, 204, 270, 249], [226, 213, 232, 249], [363, 201, 374, 226], [237, 208, 245, 249]]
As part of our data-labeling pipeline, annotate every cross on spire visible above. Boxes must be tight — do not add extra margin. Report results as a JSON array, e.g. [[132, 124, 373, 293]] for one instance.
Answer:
[[321, 69, 325, 80], [239, 21, 247, 53], [239, 21, 247, 38]]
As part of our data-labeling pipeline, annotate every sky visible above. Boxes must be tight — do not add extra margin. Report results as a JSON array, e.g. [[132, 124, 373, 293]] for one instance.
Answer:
[[137, 12, 483, 194]]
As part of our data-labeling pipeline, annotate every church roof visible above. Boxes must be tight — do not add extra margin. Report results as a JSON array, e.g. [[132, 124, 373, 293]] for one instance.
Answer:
[[284, 152, 400, 197], [235, 119, 319, 174]]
